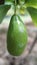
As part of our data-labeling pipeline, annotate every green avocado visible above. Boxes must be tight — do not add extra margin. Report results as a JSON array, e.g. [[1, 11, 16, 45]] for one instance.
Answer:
[[7, 14, 28, 56]]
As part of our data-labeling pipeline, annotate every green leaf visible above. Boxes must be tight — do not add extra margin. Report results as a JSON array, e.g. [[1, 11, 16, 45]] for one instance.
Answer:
[[5, 0, 12, 2], [5, 0, 14, 4], [0, 5, 11, 23], [27, 7, 37, 26], [5, 0, 25, 5], [25, 0, 37, 8]]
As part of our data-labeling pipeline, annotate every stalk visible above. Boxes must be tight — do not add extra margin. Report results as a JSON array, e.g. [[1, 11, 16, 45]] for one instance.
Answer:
[[14, 0, 16, 15]]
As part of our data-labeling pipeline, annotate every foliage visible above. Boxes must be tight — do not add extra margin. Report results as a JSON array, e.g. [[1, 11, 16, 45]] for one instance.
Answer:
[[0, 5, 11, 23], [0, 0, 37, 26]]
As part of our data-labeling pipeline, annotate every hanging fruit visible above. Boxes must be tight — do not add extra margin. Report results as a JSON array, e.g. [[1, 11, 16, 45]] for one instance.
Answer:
[[7, 0, 28, 56], [7, 14, 28, 56]]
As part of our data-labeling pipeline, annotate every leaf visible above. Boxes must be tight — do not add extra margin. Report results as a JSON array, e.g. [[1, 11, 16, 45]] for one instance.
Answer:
[[25, 0, 37, 8], [5, 0, 14, 4], [5, 0, 25, 5], [0, 5, 11, 23], [5, 0, 12, 2], [27, 7, 37, 26]]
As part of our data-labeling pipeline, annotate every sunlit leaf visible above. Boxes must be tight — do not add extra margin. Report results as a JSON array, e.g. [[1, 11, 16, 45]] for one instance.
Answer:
[[5, 0, 12, 2], [25, 0, 37, 8], [27, 7, 37, 26], [0, 5, 11, 23], [5, 0, 25, 5], [5, 0, 14, 4]]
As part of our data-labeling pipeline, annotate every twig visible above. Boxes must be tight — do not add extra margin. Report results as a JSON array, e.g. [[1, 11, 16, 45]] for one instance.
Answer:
[[29, 34, 37, 54], [21, 35, 37, 63]]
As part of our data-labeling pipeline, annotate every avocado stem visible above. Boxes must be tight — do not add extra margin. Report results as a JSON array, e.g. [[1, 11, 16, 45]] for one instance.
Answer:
[[14, 0, 16, 15]]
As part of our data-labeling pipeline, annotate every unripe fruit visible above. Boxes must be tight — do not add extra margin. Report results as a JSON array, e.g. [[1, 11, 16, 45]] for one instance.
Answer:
[[7, 14, 28, 56]]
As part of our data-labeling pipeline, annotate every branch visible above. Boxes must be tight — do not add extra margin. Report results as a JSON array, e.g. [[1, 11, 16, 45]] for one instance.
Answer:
[[29, 34, 37, 53]]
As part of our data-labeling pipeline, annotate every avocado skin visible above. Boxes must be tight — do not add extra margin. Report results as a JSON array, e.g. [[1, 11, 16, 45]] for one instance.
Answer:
[[7, 14, 28, 56]]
